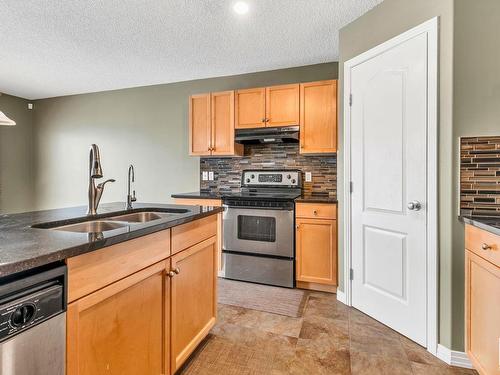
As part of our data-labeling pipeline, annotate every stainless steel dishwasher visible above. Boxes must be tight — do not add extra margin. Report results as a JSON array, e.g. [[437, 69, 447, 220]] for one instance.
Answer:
[[0, 264, 66, 375]]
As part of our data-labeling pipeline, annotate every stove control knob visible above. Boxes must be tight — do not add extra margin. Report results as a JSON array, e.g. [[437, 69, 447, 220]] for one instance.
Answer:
[[287, 174, 291, 179], [246, 178, 250, 183], [291, 179, 296, 184], [251, 174, 255, 179]]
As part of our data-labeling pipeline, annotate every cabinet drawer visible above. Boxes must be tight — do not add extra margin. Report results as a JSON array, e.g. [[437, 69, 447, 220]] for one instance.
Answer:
[[296, 203, 336, 219], [67, 229, 171, 303], [465, 224, 500, 267], [171, 215, 217, 255]]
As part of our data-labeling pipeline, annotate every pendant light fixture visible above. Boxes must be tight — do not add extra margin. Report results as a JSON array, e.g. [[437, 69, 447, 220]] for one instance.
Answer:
[[0, 111, 16, 126], [0, 93, 16, 126]]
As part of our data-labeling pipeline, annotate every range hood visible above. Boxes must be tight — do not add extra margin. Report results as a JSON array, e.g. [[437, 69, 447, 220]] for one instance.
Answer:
[[235, 126, 299, 144]]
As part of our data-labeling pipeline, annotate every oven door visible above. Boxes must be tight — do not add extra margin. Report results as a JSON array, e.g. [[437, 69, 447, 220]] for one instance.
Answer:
[[223, 205, 294, 258]]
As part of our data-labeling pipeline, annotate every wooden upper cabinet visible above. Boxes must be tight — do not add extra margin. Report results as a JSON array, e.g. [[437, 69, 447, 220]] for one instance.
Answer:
[[189, 91, 242, 157], [67, 262, 168, 375], [189, 93, 211, 156], [170, 236, 217, 372], [266, 84, 300, 127], [300, 80, 337, 154], [235, 87, 266, 129], [211, 91, 243, 156]]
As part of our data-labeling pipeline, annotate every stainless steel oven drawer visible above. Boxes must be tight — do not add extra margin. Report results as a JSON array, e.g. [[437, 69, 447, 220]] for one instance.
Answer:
[[222, 252, 294, 288]]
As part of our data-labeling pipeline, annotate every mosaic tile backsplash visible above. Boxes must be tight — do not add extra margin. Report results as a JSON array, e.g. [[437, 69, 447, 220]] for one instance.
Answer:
[[200, 143, 336, 196], [460, 136, 500, 217]]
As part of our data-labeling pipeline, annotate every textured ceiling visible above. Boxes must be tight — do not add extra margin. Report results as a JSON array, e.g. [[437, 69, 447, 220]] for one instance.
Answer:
[[1, 0, 382, 99]]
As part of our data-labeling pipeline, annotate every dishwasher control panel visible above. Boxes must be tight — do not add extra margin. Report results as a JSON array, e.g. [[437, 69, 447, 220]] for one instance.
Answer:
[[0, 263, 66, 343], [0, 283, 63, 341]]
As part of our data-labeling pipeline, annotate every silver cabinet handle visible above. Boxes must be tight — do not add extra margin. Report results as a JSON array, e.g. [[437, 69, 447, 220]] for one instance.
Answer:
[[174, 267, 180, 274], [481, 243, 492, 251], [407, 201, 422, 211]]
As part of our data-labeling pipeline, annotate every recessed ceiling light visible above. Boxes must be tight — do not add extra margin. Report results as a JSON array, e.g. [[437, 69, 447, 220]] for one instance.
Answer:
[[233, 1, 249, 15]]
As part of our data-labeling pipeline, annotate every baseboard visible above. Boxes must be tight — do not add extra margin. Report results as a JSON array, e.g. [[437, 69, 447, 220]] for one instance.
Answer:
[[336, 289, 347, 305], [436, 344, 473, 369]]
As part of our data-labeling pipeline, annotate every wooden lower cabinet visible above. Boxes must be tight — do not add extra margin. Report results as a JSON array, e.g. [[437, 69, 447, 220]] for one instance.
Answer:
[[296, 218, 337, 287], [67, 261, 169, 375], [295, 203, 337, 293], [170, 236, 218, 372], [465, 225, 500, 375], [66, 216, 219, 375]]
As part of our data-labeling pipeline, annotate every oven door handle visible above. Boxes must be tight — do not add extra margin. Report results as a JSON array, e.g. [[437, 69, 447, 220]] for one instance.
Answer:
[[222, 204, 293, 211]]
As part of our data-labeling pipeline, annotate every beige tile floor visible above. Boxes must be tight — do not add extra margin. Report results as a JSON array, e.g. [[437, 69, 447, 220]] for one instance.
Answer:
[[180, 290, 477, 375]]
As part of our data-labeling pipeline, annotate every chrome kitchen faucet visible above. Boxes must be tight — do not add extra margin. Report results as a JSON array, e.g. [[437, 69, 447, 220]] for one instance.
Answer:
[[87, 144, 115, 215]]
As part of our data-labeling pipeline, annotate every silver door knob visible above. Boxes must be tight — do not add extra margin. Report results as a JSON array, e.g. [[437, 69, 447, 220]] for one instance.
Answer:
[[407, 201, 422, 211]]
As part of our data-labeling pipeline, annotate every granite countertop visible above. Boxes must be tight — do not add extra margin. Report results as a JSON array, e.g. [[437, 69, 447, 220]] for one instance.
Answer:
[[295, 193, 338, 204], [460, 215, 500, 237], [0, 202, 222, 278], [171, 191, 224, 200]]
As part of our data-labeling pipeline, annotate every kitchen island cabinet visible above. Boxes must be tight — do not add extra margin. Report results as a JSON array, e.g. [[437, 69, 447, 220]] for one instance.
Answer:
[[66, 214, 219, 375]]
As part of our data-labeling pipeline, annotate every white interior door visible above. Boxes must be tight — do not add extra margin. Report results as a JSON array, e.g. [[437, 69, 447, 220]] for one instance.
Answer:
[[349, 31, 429, 346]]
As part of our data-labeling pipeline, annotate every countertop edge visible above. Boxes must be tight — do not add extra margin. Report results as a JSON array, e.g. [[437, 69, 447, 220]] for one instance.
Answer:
[[460, 216, 500, 237]]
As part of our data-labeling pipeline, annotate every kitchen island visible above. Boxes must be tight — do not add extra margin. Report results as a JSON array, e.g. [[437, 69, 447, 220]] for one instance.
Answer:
[[0, 202, 222, 375]]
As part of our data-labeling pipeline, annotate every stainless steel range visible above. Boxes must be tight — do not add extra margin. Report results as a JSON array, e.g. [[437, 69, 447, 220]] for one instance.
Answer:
[[221, 170, 302, 288]]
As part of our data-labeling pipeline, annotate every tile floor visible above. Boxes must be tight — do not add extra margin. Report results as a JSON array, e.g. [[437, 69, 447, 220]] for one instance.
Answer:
[[180, 289, 477, 375]]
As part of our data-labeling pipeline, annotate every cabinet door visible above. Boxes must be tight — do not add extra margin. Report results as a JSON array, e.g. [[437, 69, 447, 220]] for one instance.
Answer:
[[465, 250, 500, 375], [266, 84, 300, 127], [189, 93, 211, 155], [235, 88, 266, 129], [170, 236, 217, 372], [300, 80, 337, 154], [296, 218, 337, 285], [67, 261, 168, 375], [211, 91, 243, 156]]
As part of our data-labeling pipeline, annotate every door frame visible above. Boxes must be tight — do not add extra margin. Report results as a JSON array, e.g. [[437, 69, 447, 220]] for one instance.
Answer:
[[342, 17, 439, 355]]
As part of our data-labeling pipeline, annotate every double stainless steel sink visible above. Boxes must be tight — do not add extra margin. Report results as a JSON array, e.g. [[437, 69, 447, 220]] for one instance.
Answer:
[[33, 208, 189, 234]]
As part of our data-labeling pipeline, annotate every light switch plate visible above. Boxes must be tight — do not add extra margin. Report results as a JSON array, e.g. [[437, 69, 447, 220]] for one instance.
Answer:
[[305, 172, 312, 182], [208, 171, 214, 181], [202, 171, 208, 181]]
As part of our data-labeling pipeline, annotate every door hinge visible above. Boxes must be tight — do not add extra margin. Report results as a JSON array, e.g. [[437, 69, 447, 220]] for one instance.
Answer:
[[350, 181, 353, 193], [350, 268, 354, 280], [349, 93, 353, 107]]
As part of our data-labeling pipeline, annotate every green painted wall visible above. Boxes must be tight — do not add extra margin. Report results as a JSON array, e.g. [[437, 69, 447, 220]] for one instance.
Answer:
[[32, 63, 338, 210], [0, 94, 34, 213], [451, 0, 500, 350]]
